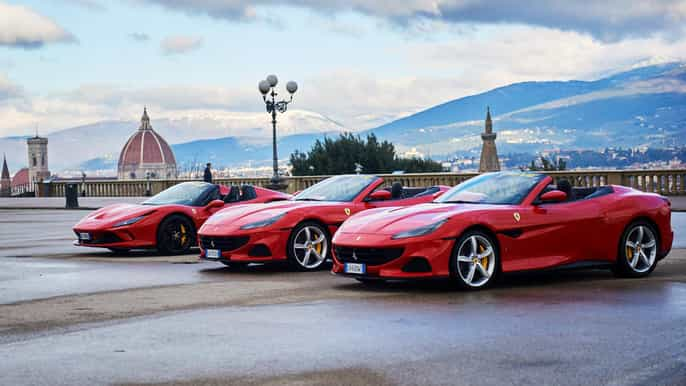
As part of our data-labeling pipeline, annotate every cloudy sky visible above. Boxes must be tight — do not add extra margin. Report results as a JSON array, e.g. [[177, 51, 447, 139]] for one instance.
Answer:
[[1, 0, 685, 137]]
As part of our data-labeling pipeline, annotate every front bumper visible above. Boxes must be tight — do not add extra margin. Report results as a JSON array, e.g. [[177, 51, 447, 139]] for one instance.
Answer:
[[331, 232, 453, 279], [198, 228, 291, 263], [72, 225, 156, 249]]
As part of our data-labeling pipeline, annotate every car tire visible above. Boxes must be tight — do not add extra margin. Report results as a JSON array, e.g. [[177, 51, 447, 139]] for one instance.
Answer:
[[614, 221, 659, 278], [287, 221, 331, 271], [450, 230, 499, 290], [157, 214, 195, 255]]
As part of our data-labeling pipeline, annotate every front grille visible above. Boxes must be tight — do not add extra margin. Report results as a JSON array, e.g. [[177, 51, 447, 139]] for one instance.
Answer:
[[200, 236, 249, 251], [75, 231, 122, 245], [334, 246, 404, 266]]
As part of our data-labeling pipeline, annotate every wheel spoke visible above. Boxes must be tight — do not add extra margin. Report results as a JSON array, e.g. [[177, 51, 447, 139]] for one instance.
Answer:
[[477, 248, 492, 259], [311, 249, 323, 262], [313, 234, 326, 244], [637, 226, 644, 243], [470, 236, 478, 255], [476, 262, 489, 278], [457, 255, 472, 262], [642, 240, 655, 249], [465, 263, 476, 283], [302, 250, 311, 266], [630, 253, 640, 268], [639, 250, 650, 265], [294, 243, 307, 249], [625, 241, 636, 248], [304, 227, 312, 242]]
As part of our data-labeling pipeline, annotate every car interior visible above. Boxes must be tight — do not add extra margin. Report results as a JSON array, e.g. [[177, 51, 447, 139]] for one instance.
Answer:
[[222, 185, 259, 203], [374, 182, 442, 200], [537, 179, 614, 203]]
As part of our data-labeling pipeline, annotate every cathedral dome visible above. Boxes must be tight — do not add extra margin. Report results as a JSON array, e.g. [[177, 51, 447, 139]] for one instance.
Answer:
[[117, 108, 177, 180]]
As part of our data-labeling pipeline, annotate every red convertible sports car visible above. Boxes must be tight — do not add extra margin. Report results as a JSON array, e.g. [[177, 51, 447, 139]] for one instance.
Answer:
[[197, 174, 450, 270], [73, 182, 290, 254], [332, 172, 673, 289]]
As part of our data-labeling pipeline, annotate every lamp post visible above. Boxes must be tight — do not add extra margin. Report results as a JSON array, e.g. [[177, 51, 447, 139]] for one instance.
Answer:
[[259, 74, 298, 190]]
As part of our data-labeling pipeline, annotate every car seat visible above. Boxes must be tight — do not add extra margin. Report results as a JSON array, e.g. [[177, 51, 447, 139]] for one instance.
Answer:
[[391, 182, 403, 200]]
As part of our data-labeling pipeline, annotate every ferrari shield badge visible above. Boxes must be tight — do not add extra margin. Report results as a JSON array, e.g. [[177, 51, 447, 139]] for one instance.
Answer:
[[513, 212, 521, 222], [344, 208, 351, 216]]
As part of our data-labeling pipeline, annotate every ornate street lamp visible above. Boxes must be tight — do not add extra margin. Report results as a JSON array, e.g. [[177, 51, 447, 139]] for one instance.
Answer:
[[259, 74, 298, 189]]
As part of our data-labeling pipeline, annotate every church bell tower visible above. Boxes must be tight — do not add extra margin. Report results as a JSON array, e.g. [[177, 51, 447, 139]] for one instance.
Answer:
[[478, 107, 501, 172]]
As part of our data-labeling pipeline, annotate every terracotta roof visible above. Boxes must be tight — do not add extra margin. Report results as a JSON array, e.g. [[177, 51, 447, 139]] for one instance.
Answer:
[[118, 108, 177, 167], [11, 168, 29, 187]]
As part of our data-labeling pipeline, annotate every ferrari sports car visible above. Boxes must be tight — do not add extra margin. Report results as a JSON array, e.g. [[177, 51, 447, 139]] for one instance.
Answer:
[[73, 182, 290, 254], [197, 174, 450, 270], [332, 171, 673, 289]]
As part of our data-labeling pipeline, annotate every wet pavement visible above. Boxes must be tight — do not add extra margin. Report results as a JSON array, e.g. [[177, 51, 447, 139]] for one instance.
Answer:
[[0, 209, 685, 385]]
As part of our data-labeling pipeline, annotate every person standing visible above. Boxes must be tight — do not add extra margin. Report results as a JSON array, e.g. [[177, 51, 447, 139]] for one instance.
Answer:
[[203, 163, 213, 183]]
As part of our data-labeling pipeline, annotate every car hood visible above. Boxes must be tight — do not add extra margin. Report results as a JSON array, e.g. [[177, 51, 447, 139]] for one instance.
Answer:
[[75, 203, 158, 228], [339, 203, 497, 236]]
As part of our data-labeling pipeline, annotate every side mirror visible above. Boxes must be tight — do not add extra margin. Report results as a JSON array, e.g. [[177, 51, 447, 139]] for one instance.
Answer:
[[206, 199, 225, 209], [368, 190, 392, 201], [540, 190, 567, 203]]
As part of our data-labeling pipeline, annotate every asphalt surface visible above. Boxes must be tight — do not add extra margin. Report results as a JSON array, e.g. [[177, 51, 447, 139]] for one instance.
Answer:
[[0, 209, 685, 385]]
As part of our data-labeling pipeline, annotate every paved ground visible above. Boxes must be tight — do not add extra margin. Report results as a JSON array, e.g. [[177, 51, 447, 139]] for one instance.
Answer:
[[0, 209, 685, 385]]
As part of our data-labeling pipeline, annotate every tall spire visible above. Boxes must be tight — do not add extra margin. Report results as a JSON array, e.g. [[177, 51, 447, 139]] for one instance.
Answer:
[[485, 106, 492, 134], [479, 106, 500, 172], [1, 153, 9, 180]]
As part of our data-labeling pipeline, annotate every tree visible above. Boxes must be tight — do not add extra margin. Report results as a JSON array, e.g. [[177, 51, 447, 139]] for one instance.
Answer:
[[289, 133, 444, 175], [523, 156, 567, 171]]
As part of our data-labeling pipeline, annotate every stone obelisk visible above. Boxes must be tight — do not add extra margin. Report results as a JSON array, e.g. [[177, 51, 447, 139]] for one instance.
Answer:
[[478, 106, 501, 172]]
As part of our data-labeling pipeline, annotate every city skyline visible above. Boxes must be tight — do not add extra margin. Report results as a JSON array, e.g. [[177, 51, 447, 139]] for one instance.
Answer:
[[1, 0, 686, 137]]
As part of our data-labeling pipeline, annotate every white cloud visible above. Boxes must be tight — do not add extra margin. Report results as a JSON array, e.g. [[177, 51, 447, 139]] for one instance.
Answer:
[[0, 2, 75, 48], [160, 35, 203, 55], [0, 74, 22, 100], [140, 0, 686, 41]]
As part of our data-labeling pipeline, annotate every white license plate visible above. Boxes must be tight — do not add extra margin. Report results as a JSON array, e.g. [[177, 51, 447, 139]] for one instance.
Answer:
[[79, 232, 91, 241], [344, 263, 366, 274], [206, 249, 221, 259]]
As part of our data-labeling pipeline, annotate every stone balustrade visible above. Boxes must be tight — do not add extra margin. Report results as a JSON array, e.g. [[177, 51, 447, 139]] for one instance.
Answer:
[[40, 169, 686, 197]]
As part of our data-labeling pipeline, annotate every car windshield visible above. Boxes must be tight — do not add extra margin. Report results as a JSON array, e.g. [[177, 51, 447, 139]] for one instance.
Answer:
[[294, 175, 379, 202], [436, 172, 545, 205], [143, 182, 215, 206]]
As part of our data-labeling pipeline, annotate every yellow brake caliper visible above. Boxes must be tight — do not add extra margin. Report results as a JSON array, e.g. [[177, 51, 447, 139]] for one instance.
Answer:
[[479, 245, 488, 269], [314, 230, 323, 255], [180, 224, 187, 245], [626, 246, 633, 261]]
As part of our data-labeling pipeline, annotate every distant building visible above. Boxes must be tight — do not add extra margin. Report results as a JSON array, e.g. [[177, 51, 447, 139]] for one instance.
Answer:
[[478, 107, 501, 172], [118, 108, 177, 180], [27, 135, 50, 187], [11, 168, 30, 196], [1, 154, 10, 197]]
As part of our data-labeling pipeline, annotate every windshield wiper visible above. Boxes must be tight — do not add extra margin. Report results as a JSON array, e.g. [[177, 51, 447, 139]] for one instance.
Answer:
[[438, 200, 481, 204], [295, 198, 323, 201]]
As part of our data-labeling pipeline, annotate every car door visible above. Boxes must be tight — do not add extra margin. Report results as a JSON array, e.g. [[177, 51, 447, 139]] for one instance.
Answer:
[[504, 195, 603, 271]]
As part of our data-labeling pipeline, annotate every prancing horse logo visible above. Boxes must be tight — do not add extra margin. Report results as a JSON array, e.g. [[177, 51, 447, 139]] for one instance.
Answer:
[[210, 240, 215, 248], [344, 208, 351, 216], [352, 250, 358, 261], [513, 212, 521, 222]]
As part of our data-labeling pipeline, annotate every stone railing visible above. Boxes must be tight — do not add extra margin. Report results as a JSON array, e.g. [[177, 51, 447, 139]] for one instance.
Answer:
[[41, 169, 686, 197]]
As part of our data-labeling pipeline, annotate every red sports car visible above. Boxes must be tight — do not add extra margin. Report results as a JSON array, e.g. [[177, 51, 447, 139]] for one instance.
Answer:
[[73, 182, 290, 254], [332, 172, 673, 289], [197, 174, 450, 270]]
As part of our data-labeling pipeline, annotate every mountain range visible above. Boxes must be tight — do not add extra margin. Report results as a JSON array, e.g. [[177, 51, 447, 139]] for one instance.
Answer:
[[1, 62, 685, 174]]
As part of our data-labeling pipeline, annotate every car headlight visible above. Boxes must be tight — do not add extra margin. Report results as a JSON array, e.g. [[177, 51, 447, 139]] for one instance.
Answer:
[[240, 213, 287, 230], [113, 215, 146, 228], [391, 219, 448, 240]]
